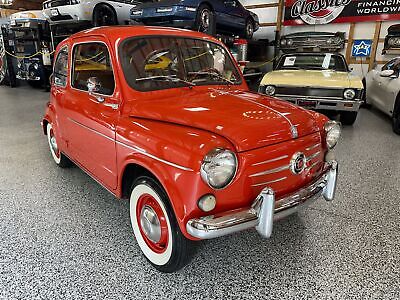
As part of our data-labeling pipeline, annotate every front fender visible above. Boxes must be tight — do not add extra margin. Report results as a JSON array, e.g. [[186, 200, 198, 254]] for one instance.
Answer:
[[116, 117, 235, 240]]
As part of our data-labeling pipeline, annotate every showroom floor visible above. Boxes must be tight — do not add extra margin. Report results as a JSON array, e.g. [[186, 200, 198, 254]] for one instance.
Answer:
[[0, 85, 399, 299]]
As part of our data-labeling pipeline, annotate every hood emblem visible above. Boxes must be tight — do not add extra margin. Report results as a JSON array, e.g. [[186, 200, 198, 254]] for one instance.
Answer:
[[290, 126, 298, 139], [290, 152, 306, 175]]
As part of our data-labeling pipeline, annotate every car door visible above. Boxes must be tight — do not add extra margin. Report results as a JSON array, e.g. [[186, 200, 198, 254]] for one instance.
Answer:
[[221, 0, 246, 29], [51, 45, 69, 149], [63, 38, 120, 190], [373, 59, 400, 114]]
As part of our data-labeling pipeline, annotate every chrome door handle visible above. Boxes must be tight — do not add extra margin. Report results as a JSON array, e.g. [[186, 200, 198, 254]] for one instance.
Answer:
[[103, 103, 119, 110]]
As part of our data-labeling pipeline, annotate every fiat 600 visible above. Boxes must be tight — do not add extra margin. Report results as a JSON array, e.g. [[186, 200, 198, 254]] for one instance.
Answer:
[[43, 26, 339, 272]]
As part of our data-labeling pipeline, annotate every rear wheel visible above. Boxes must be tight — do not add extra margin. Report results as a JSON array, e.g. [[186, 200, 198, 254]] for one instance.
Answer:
[[93, 4, 118, 27], [244, 18, 254, 39], [129, 176, 192, 272], [46, 123, 72, 168], [340, 111, 358, 125], [194, 4, 215, 35]]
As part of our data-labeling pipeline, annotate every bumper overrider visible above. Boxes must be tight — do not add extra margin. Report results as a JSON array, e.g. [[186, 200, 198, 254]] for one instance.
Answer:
[[187, 160, 338, 239]]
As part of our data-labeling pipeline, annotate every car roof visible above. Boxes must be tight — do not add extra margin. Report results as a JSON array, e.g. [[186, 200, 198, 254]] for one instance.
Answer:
[[69, 25, 221, 45]]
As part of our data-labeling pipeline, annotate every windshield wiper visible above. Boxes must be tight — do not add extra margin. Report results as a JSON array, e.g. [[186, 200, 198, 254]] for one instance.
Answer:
[[188, 71, 235, 85], [135, 75, 195, 86]]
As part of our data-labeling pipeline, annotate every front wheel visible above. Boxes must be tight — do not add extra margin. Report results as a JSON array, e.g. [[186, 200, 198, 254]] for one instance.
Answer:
[[340, 111, 358, 125], [130, 176, 192, 272], [46, 123, 72, 168]]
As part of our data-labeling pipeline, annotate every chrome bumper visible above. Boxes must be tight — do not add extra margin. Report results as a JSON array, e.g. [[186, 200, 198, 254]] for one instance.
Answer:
[[186, 161, 338, 239], [277, 96, 362, 112]]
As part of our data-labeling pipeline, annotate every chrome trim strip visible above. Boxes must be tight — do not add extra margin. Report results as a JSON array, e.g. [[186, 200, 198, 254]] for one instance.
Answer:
[[307, 151, 321, 162], [306, 143, 320, 151], [306, 160, 320, 171], [67, 117, 193, 172], [249, 165, 290, 177], [276, 94, 344, 100], [116, 140, 193, 172], [251, 177, 287, 187], [67, 117, 114, 141], [242, 98, 296, 130], [251, 155, 288, 166]]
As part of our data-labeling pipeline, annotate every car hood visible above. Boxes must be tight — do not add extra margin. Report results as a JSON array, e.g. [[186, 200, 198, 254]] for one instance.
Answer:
[[129, 88, 320, 152], [261, 70, 363, 89]]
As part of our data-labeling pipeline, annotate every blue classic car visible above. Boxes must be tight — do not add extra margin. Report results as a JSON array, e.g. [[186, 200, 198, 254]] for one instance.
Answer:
[[130, 0, 259, 39]]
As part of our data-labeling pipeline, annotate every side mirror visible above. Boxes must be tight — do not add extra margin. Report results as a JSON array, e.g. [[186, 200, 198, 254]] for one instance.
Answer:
[[380, 69, 397, 78], [87, 77, 102, 94]]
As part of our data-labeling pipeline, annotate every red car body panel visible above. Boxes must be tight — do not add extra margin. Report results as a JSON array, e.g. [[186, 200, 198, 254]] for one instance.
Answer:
[[43, 26, 329, 240]]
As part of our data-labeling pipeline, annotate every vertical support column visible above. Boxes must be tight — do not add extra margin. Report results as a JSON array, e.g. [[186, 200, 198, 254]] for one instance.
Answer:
[[369, 21, 382, 71], [274, 0, 285, 68], [345, 23, 355, 63]]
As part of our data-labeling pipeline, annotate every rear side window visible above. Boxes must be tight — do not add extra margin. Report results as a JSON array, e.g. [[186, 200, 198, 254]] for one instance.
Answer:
[[53, 46, 68, 87], [71, 43, 115, 95]]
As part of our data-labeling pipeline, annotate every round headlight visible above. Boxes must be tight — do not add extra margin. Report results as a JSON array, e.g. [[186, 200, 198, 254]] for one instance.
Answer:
[[280, 39, 287, 46], [33, 63, 39, 70], [264, 85, 275, 96], [287, 39, 293, 46], [344, 89, 356, 100], [200, 148, 237, 189], [324, 121, 341, 149]]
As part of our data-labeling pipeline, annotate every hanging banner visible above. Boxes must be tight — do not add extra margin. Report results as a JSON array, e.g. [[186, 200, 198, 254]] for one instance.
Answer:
[[284, 0, 400, 26]]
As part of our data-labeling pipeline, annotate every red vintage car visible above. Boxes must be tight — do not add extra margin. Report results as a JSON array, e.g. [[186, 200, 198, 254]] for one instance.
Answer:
[[42, 26, 340, 272]]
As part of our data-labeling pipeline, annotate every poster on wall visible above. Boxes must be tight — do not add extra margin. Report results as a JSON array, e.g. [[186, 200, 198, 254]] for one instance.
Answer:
[[284, 0, 400, 26]]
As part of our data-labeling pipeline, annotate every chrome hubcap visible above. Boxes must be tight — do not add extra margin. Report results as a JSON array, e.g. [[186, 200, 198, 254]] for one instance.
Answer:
[[201, 10, 210, 29], [140, 205, 161, 243], [247, 23, 253, 36], [50, 135, 58, 153]]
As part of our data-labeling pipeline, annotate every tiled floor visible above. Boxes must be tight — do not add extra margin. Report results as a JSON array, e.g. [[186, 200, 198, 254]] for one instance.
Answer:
[[1, 85, 399, 299]]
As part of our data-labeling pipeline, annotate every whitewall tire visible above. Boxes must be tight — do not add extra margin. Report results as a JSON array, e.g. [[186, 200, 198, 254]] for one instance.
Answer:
[[46, 123, 71, 168], [129, 176, 192, 272]]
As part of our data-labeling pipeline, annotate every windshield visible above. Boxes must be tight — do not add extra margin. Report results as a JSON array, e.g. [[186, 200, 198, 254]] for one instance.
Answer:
[[276, 54, 348, 72], [119, 37, 242, 91]]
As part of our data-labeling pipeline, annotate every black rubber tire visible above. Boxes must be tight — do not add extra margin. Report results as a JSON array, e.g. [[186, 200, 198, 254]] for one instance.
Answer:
[[244, 18, 254, 39], [46, 123, 72, 168], [93, 4, 118, 27], [340, 111, 358, 125], [361, 78, 371, 109], [130, 176, 193, 273], [392, 102, 400, 135], [194, 4, 215, 35]]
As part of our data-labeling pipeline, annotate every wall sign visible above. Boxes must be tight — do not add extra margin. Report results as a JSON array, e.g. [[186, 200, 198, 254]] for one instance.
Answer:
[[284, 0, 400, 26], [352, 40, 372, 57]]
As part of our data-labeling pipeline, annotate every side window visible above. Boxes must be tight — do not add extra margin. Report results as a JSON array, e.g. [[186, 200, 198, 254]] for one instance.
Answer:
[[53, 46, 68, 87], [72, 42, 115, 95]]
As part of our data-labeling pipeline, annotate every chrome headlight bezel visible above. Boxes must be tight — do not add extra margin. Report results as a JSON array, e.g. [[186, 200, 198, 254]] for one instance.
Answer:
[[324, 121, 341, 149], [200, 148, 238, 190], [264, 85, 276, 96], [343, 88, 356, 100]]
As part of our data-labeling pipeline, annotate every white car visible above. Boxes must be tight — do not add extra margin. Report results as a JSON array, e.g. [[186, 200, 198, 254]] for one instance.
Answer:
[[365, 57, 400, 134], [42, 0, 139, 26]]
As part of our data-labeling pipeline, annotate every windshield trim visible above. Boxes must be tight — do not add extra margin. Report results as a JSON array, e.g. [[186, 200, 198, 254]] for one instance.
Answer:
[[275, 53, 349, 72], [118, 35, 243, 92]]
